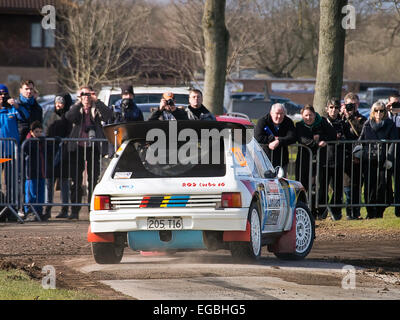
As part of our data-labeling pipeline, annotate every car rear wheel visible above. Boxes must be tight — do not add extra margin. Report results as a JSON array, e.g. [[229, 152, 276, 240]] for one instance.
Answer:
[[230, 202, 261, 261], [91, 241, 124, 264], [275, 201, 315, 260]]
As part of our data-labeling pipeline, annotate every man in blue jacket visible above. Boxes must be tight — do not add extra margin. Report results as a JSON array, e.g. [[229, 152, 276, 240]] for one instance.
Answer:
[[16, 79, 43, 143], [0, 84, 29, 221]]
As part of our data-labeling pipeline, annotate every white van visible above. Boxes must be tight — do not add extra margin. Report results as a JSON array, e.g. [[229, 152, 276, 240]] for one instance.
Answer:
[[97, 86, 191, 120]]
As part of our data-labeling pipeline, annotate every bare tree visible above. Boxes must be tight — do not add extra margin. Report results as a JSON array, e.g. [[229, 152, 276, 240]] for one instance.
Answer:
[[245, 0, 320, 78], [51, 0, 151, 91], [313, 0, 347, 114], [202, 0, 229, 115]]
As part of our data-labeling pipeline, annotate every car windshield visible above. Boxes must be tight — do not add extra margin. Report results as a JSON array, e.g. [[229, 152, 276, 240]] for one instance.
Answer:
[[109, 94, 189, 107], [113, 138, 226, 178]]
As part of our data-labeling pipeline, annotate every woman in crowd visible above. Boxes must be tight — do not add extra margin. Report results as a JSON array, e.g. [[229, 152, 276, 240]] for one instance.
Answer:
[[295, 104, 337, 219], [358, 101, 398, 218]]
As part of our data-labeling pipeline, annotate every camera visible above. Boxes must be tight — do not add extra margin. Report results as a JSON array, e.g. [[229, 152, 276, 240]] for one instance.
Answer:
[[166, 99, 174, 106], [391, 102, 400, 109], [0, 93, 11, 108], [345, 103, 356, 111], [85, 125, 96, 139], [120, 98, 133, 110]]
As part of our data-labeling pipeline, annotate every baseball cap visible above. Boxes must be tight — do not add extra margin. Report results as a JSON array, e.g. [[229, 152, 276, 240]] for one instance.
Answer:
[[162, 92, 174, 100], [121, 84, 134, 95]]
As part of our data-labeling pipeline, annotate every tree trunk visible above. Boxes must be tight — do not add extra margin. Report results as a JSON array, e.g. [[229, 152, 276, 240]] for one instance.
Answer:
[[202, 0, 229, 115], [313, 0, 348, 115]]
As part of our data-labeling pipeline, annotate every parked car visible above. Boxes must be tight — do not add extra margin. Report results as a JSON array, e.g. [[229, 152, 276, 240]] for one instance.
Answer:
[[87, 117, 315, 264], [230, 92, 265, 101], [364, 87, 399, 106]]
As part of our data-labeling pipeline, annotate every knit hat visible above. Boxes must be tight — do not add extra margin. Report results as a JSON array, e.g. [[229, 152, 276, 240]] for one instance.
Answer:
[[0, 84, 9, 94], [55, 95, 65, 105]]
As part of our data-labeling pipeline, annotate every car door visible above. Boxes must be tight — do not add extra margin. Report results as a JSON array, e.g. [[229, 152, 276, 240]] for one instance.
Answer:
[[251, 140, 289, 233]]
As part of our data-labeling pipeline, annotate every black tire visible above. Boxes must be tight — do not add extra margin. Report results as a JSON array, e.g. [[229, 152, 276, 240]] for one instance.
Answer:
[[274, 201, 315, 260], [91, 241, 124, 264], [230, 202, 262, 261]]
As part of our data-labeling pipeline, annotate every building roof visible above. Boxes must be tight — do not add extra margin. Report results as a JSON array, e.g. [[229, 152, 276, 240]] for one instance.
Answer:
[[0, 0, 57, 14]]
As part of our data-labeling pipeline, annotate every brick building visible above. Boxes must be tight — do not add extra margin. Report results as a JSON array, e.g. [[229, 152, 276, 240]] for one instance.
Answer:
[[0, 0, 57, 95]]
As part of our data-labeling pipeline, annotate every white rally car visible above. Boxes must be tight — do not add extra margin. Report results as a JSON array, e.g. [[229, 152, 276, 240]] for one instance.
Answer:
[[88, 117, 315, 264]]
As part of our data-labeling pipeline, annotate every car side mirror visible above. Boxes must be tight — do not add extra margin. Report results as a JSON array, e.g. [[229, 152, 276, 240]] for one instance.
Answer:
[[275, 166, 284, 179], [264, 169, 276, 179]]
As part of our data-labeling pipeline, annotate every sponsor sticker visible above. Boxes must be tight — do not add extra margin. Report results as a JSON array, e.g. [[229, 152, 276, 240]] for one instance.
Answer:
[[114, 172, 132, 179]]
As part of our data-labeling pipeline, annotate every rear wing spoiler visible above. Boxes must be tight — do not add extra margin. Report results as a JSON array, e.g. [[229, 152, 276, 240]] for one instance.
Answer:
[[103, 120, 253, 149]]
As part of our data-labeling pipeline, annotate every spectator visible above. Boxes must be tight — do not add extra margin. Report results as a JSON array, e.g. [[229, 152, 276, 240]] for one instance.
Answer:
[[324, 98, 345, 220], [44, 94, 73, 219], [16, 80, 43, 143], [111, 84, 144, 123], [148, 92, 189, 121], [186, 88, 216, 120], [0, 84, 29, 221], [107, 84, 143, 157], [387, 93, 400, 217], [341, 92, 367, 220], [254, 103, 296, 174], [65, 86, 112, 220], [386, 93, 400, 118], [23, 121, 48, 222], [359, 101, 398, 219], [295, 105, 337, 219]]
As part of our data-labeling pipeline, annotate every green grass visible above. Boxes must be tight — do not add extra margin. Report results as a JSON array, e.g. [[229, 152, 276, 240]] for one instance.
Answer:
[[0, 269, 97, 300], [318, 207, 400, 230]]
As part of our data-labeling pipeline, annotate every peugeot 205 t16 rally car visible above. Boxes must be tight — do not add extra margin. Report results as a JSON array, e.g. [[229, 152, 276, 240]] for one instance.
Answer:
[[87, 116, 315, 264]]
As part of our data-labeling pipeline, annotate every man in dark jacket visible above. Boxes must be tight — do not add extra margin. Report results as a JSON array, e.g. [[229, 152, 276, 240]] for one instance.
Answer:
[[43, 93, 73, 219], [111, 84, 144, 123], [324, 98, 345, 220], [65, 86, 112, 220], [17, 80, 43, 143], [186, 88, 216, 121], [148, 92, 188, 121], [255, 103, 296, 174], [341, 92, 367, 219], [295, 105, 337, 219]]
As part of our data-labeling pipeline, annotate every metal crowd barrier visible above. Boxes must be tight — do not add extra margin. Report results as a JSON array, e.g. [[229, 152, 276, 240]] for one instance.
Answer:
[[18, 137, 108, 222], [0, 138, 23, 222], [316, 140, 400, 216], [2, 136, 400, 223]]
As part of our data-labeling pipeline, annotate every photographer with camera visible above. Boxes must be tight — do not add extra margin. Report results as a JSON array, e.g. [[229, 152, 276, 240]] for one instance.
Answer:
[[148, 92, 188, 121], [0, 84, 29, 221], [387, 93, 400, 217], [65, 86, 112, 220], [111, 84, 143, 123], [341, 92, 367, 220]]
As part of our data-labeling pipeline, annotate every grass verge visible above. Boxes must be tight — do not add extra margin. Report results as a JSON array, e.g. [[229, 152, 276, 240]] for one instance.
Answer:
[[0, 269, 97, 300]]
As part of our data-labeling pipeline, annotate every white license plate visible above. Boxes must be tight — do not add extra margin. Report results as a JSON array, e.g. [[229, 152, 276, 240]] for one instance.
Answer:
[[147, 217, 183, 230]]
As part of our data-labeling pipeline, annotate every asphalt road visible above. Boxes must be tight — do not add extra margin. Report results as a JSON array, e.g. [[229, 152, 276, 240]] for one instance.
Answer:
[[1, 220, 400, 300], [68, 246, 400, 300]]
